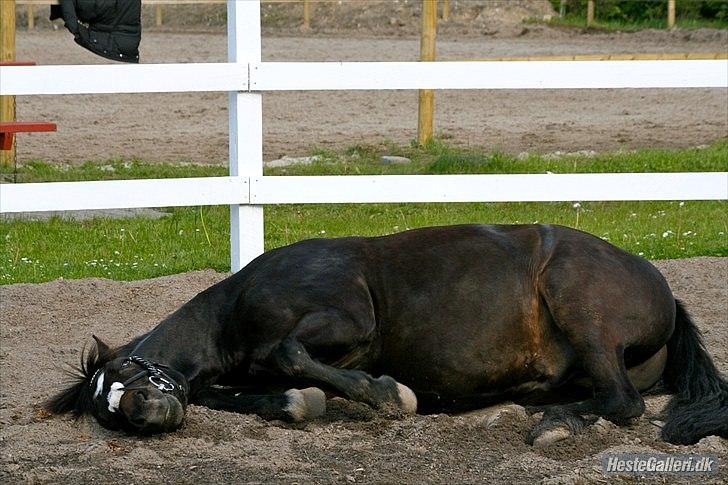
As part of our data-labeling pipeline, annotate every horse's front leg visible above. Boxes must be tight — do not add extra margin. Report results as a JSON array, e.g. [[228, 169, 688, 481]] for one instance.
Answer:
[[267, 323, 417, 415], [192, 386, 326, 422]]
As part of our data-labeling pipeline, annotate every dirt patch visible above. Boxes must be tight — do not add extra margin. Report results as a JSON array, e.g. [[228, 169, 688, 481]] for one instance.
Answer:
[[10, 6, 728, 165], [1, 257, 726, 483]]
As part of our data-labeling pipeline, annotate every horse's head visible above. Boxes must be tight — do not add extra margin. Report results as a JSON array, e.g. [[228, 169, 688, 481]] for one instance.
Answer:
[[45, 336, 189, 434]]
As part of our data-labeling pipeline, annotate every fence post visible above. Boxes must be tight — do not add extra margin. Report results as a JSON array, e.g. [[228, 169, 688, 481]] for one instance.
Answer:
[[1, 0, 16, 168], [155, 5, 163, 27], [587, 0, 595, 26], [303, 0, 311, 29], [228, 0, 264, 272], [559, 0, 566, 18], [442, 0, 449, 21], [667, 0, 675, 28], [27, 4, 34, 30], [417, 0, 437, 145]]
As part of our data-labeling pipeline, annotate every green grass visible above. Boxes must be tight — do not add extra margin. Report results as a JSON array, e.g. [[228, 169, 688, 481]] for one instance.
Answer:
[[1, 140, 726, 284], [541, 15, 728, 32]]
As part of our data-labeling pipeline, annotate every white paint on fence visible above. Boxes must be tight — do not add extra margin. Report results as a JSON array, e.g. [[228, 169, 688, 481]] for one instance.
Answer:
[[2, 60, 726, 96], [251, 60, 728, 91], [0, 177, 248, 212], [250, 173, 728, 204], [0, 63, 248, 96], [0, 1, 726, 272], [228, 0, 264, 271]]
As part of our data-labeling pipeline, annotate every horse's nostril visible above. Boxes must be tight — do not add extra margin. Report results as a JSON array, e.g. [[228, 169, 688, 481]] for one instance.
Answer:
[[128, 415, 147, 427]]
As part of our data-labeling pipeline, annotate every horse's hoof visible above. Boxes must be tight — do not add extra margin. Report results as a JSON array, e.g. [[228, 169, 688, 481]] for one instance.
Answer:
[[531, 426, 572, 447], [396, 383, 418, 414], [284, 387, 326, 421]]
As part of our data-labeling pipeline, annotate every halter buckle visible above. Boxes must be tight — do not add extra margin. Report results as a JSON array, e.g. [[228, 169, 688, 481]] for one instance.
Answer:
[[149, 374, 176, 392]]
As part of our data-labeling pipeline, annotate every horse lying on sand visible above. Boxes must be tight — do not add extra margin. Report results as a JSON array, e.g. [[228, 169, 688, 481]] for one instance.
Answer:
[[47, 224, 728, 445]]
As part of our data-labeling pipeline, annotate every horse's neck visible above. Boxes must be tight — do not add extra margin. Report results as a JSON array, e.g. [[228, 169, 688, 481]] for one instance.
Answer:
[[119, 286, 243, 385]]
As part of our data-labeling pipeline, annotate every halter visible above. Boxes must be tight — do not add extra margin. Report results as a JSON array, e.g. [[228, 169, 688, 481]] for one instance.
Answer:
[[88, 356, 182, 414], [120, 355, 179, 392]]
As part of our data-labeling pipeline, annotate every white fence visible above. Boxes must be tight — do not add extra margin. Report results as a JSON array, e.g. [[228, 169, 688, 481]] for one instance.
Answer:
[[1, 1, 726, 272]]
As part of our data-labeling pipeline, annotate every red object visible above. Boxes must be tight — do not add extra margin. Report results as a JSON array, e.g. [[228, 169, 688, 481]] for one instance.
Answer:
[[0, 61, 37, 66], [0, 61, 56, 150], [0, 122, 57, 150]]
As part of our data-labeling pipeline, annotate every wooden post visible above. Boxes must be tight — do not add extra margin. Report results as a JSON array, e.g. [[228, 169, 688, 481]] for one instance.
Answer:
[[27, 4, 34, 30], [417, 0, 436, 145], [442, 0, 449, 22], [1, 0, 16, 167], [587, 0, 595, 26], [559, 0, 567, 18], [302, 0, 311, 30], [667, 0, 676, 29], [155, 4, 163, 27]]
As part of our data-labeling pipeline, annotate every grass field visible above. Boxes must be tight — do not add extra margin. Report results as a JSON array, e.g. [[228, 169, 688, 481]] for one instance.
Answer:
[[542, 15, 728, 32], [1, 140, 726, 284]]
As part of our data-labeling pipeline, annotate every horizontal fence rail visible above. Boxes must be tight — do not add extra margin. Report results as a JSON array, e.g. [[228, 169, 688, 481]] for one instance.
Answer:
[[250, 173, 728, 204], [251, 60, 728, 91], [3, 173, 726, 214], [0, 63, 248, 95], [1, 60, 727, 95], [0, 177, 248, 212]]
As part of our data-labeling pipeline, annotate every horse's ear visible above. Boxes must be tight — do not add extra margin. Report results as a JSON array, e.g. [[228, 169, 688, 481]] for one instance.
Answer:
[[92, 335, 113, 360]]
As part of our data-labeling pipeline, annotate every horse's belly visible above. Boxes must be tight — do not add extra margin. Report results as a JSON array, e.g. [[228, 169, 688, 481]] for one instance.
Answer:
[[376, 311, 575, 399]]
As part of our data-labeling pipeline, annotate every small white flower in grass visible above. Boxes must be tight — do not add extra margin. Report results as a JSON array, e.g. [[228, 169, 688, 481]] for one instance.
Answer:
[[638, 252, 645, 256], [682, 231, 693, 236], [679, 202, 685, 207], [178, 230, 184, 236], [320, 230, 326, 234], [572, 202, 581, 209], [114, 250, 120, 255], [662, 230, 674, 238], [630, 213, 637, 217], [719, 232, 725, 236]]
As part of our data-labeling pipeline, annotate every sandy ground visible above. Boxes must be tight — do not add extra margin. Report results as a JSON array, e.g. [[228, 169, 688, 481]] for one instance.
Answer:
[[11, 28, 728, 165], [0, 257, 726, 483], [3, 7, 727, 482]]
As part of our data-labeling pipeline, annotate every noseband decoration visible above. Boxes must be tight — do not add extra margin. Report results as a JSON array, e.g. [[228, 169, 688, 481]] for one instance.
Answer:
[[89, 356, 180, 413]]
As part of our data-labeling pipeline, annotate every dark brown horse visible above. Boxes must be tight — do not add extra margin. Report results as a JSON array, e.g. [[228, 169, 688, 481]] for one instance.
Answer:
[[47, 224, 727, 444]]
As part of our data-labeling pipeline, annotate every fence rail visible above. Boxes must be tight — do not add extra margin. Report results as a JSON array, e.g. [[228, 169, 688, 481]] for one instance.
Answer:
[[2, 60, 725, 96], [1, 0, 726, 272]]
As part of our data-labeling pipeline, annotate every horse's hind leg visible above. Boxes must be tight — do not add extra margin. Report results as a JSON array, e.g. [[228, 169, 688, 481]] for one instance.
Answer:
[[266, 311, 417, 413], [193, 386, 326, 422], [529, 293, 647, 444], [528, 343, 644, 445]]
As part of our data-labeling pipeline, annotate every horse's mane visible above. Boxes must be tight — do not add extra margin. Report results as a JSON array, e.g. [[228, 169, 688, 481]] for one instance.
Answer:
[[44, 339, 115, 417]]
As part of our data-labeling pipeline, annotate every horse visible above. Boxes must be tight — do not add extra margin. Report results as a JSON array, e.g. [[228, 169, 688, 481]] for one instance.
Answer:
[[46, 224, 727, 444]]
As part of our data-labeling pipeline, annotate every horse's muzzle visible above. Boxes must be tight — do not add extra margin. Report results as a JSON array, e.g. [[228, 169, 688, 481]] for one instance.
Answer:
[[119, 389, 185, 433]]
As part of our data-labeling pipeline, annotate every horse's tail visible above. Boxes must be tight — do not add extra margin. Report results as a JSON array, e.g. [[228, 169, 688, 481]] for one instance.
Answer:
[[660, 299, 728, 444]]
